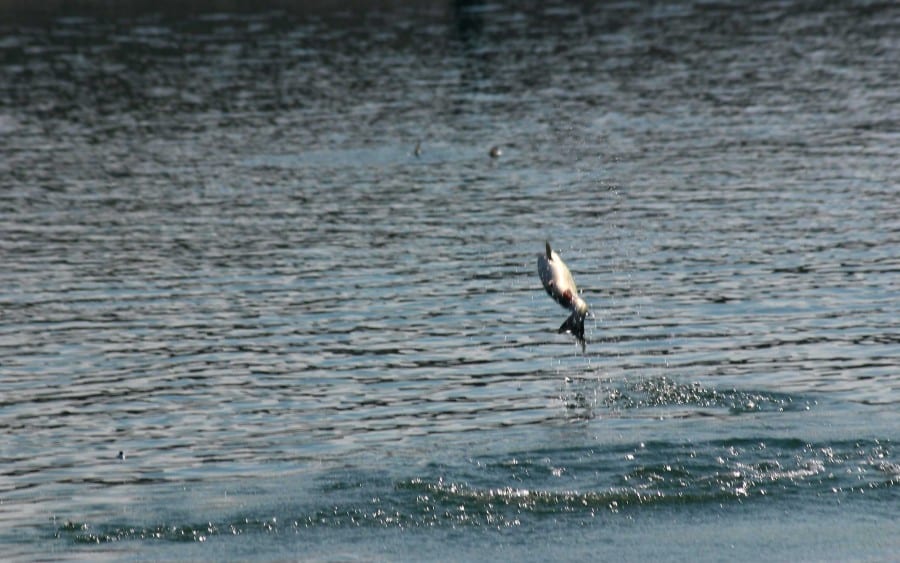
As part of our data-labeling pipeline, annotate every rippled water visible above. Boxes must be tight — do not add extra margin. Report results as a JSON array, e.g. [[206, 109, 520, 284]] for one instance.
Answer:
[[1, 0, 898, 560]]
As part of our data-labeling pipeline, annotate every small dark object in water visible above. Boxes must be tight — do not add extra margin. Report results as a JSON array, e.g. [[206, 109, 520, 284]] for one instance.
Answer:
[[489, 145, 502, 158]]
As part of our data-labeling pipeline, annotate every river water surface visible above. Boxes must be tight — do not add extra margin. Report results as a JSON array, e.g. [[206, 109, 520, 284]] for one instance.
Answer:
[[1, 0, 898, 560]]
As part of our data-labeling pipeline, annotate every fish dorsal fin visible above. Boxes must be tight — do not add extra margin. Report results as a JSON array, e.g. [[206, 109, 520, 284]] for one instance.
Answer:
[[545, 241, 552, 260]]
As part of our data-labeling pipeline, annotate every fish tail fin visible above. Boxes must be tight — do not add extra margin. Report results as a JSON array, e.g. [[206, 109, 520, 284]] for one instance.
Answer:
[[558, 311, 586, 352]]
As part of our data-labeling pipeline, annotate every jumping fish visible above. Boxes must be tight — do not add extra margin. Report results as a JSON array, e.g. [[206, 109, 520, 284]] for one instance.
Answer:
[[537, 241, 589, 351]]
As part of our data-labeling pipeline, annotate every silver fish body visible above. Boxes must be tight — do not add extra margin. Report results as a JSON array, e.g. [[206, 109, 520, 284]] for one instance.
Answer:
[[537, 242, 589, 351]]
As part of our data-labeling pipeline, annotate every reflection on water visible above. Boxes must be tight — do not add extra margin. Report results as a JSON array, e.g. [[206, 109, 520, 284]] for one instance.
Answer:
[[1, 0, 898, 559]]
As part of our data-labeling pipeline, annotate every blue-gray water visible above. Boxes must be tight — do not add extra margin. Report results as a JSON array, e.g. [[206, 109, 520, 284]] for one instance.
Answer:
[[1, 0, 898, 560]]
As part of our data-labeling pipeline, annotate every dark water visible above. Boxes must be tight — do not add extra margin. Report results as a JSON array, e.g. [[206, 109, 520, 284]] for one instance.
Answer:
[[1, 0, 898, 560]]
